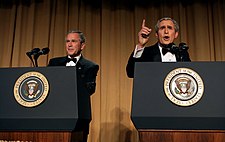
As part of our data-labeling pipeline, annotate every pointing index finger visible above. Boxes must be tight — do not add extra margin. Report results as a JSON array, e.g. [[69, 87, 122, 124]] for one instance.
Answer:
[[142, 19, 146, 28]]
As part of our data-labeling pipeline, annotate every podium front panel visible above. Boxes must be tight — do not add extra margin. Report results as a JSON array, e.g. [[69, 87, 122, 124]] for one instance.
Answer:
[[131, 62, 225, 130], [0, 67, 78, 131]]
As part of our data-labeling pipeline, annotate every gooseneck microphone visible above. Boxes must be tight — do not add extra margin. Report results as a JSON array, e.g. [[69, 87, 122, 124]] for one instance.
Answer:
[[26, 47, 50, 67], [38, 47, 50, 55], [34, 47, 50, 67], [179, 43, 189, 61], [179, 42, 189, 51], [26, 48, 40, 67], [26, 48, 40, 56], [161, 42, 189, 61]]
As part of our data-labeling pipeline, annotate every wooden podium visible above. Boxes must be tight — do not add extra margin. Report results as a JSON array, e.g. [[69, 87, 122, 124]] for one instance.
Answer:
[[138, 129, 225, 142], [0, 67, 87, 142], [131, 62, 225, 142]]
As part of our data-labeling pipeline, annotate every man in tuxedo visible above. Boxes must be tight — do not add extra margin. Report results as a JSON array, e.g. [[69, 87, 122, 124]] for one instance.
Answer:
[[48, 30, 99, 142], [126, 17, 191, 78]]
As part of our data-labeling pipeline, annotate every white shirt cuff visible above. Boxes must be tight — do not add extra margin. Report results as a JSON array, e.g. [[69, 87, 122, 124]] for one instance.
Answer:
[[133, 45, 145, 58]]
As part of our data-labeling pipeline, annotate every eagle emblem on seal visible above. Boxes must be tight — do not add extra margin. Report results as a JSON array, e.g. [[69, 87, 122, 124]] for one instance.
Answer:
[[24, 80, 40, 99], [175, 77, 191, 95]]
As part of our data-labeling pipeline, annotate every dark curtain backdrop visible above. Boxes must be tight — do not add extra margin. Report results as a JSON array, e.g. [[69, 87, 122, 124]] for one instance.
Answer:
[[0, 0, 225, 142]]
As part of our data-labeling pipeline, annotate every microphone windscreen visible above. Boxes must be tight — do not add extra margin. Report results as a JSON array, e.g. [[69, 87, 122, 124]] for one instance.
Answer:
[[41, 47, 50, 55], [26, 52, 32, 56], [179, 42, 189, 50], [31, 48, 40, 53]]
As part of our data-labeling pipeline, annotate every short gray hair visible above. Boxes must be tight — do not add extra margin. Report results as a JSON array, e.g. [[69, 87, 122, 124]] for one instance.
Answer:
[[66, 30, 86, 43], [155, 17, 179, 33]]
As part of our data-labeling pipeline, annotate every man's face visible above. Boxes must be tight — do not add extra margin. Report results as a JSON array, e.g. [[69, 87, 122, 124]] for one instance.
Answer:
[[65, 33, 85, 57], [155, 20, 178, 45]]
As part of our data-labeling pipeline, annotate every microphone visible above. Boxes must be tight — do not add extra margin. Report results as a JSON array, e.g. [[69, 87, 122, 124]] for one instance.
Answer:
[[26, 48, 40, 67], [26, 47, 50, 67], [179, 42, 189, 51], [26, 48, 40, 56], [37, 47, 50, 55], [34, 47, 50, 67], [170, 43, 179, 53], [179, 42, 189, 61]]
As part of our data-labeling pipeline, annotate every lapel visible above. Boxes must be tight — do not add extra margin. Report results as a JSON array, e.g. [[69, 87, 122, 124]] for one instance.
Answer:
[[59, 56, 68, 66], [76, 55, 86, 78], [152, 43, 162, 62]]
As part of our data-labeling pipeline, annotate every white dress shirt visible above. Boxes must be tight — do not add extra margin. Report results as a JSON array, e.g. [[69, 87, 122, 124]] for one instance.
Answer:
[[133, 44, 176, 62], [66, 54, 81, 66]]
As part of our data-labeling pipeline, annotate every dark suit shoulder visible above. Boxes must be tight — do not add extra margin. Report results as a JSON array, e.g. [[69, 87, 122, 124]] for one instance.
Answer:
[[48, 56, 67, 66], [79, 57, 99, 69], [50, 56, 66, 60], [142, 43, 160, 54], [140, 43, 161, 62]]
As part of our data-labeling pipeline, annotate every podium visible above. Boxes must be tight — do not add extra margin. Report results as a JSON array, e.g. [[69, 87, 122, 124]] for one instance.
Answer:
[[0, 67, 87, 142], [131, 62, 225, 142]]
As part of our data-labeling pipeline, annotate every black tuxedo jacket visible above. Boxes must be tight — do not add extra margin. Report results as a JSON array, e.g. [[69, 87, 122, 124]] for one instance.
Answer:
[[48, 55, 99, 132], [126, 43, 191, 78]]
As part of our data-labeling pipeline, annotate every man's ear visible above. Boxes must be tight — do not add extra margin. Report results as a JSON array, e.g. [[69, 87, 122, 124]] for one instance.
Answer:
[[175, 32, 179, 39], [81, 43, 85, 50], [155, 32, 159, 39]]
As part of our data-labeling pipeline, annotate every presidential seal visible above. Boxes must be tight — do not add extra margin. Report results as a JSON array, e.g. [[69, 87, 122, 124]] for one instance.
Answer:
[[164, 68, 204, 106], [14, 71, 49, 107]]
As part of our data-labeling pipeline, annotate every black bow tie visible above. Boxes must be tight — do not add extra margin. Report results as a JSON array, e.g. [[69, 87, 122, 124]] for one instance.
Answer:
[[162, 47, 174, 55], [66, 57, 77, 63]]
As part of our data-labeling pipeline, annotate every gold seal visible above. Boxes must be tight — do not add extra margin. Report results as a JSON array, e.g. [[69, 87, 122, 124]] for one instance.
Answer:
[[14, 71, 49, 107], [164, 68, 204, 106]]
